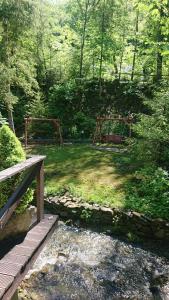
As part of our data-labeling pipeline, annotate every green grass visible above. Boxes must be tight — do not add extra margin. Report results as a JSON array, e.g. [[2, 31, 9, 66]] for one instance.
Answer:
[[27, 144, 169, 219], [27, 144, 132, 208]]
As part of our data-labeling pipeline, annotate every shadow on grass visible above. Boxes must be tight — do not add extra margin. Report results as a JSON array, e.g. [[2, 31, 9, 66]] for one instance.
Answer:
[[28, 144, 140, 208]]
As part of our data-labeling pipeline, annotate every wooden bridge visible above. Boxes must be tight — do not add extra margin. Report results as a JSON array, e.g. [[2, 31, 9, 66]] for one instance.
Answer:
[[0, 156, 58, 300]]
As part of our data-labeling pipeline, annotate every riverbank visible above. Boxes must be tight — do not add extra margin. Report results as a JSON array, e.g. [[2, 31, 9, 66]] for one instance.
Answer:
[[45, 192, 169, 246]]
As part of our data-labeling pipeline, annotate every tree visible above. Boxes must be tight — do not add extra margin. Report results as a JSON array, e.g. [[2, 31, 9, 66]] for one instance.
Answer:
[[67, 0, 101, 78], [0, 0, 35, 132], [131, 7, 139, 81]]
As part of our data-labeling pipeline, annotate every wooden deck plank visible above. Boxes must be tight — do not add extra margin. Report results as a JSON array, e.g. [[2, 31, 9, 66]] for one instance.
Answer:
[[24, 233, 46, 242], [19, 239, 39, 248], [0, 288, 5, 298], [0, 274, 13, 289], [1, 254, 28, 266], [28, 226, 50, 235], [0, 214, 58, 300], [8, 246, 35, 257], [0, 262, 22, 277]]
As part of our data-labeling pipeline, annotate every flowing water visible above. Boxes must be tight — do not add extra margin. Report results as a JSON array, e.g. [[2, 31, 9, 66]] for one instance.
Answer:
[[19, 222, 169, 300]]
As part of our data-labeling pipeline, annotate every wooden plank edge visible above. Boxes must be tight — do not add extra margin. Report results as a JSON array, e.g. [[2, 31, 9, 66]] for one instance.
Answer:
[[0, 156, 46, 183], [1, 215, 59, 300]]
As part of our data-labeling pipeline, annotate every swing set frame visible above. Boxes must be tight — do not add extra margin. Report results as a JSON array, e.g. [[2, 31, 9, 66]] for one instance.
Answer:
[[93, 115, 133, 144], [24, 117, 63, 148]]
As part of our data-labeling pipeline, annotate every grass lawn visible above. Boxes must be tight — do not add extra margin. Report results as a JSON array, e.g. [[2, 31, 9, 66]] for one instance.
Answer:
[[28, 144, 133, 208]]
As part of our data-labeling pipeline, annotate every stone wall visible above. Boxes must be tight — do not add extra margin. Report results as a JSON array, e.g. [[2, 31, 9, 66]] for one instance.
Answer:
[[45, 194, 169, 241]]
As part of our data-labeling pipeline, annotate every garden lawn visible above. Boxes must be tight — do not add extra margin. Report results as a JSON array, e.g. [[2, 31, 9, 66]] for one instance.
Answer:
[[27, 144, 131, 208]]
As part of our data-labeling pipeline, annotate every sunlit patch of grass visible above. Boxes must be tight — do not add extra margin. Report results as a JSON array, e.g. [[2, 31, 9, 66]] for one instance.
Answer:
[[27, 144, 130, 208]]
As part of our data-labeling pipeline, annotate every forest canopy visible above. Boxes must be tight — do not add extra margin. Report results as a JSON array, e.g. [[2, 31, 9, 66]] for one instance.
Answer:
[[0, 0, 168, 135]]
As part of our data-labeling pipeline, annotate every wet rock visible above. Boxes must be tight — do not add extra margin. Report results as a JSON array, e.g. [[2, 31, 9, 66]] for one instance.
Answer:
[[155, 229, 165, 239], [152, 272, 169, 287], [74, 219, 80, 227], [150, 272, 169, 300], [65, 219, 73, 226]]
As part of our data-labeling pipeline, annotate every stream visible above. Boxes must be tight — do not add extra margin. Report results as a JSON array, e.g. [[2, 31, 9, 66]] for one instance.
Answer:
[[19, 222, 169, 300]]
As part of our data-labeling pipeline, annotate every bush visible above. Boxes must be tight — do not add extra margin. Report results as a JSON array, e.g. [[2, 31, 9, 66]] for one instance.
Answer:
[[125, 166, 169, 219], [131, 84, 169, 168], [0, 125, 33, 213]]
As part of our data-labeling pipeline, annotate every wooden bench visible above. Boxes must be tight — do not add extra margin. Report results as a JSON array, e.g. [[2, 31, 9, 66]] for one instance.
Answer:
[[101, 134, 125, 144]]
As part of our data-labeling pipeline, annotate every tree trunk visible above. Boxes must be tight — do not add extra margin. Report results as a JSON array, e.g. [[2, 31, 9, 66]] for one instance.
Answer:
[[119, 0, 127, 81], [3, 21, 15, 133], [113, 54, 118, 78], [7, 105, 15, 133], [156, 5, 163, 81], [119, 50, 124, 81], [92, 51, 95, 79], [131, 10, 139, 81], [156, 51, 163, 81], [79, 0, 89, 78], [6, 82, 15, 133], [99, 0, 105, 97]]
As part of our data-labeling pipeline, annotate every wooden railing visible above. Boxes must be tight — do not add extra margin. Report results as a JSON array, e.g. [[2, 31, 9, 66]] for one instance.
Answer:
[[0, 155, 46, 230]]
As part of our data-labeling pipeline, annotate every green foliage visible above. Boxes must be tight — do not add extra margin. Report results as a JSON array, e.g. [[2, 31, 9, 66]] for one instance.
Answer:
[[1, 0, 168, 134], [80, 208, 92, 221], [0, 125, 25, 168], [125, 166, 169, 219], [126, 85, 169, 220], [0, 0, 168, 223], [0, 112, 8, 126], [102, 121, 129, 137], [28, 95, 47, 118], [48, 79, 149, 139], [0, 0, 36, 130], [0, 125, 33, 213], [48, 80, 95, 138], [131, 84, 169, 167]]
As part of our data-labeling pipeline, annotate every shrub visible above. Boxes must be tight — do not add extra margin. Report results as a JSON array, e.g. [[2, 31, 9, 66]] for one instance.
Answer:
[[0, 125, 33, 214], [125, 166, 169, 219], [131, 84, 169, 168]]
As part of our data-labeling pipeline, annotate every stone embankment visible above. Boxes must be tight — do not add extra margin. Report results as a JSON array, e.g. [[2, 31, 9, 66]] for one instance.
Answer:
[[45, 193, 169, 241]]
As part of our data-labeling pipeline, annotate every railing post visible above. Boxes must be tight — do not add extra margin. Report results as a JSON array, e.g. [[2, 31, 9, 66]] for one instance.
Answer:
[[36, 161, 44, 222]]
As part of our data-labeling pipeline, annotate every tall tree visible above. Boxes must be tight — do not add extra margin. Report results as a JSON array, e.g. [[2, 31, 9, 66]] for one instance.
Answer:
[[0, 0, 34, 131], [131, 7, 139, 81]]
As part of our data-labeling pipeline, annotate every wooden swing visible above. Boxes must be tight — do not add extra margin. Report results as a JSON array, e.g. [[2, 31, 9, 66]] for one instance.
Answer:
[[93, 115, 133, 144], [25, 117, 63, 147]]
